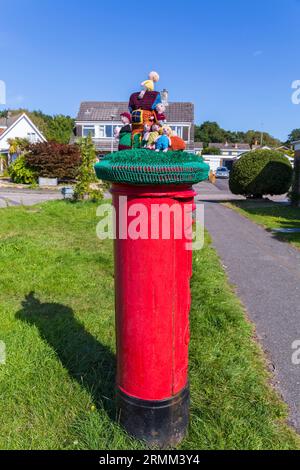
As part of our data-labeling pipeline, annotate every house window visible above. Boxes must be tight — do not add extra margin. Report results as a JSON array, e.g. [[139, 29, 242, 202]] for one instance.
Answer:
[[170, 126, 183, 138], [27, 132, 37, 143], [170, 126, 190, 141], [99, 125, 121, 138], [105, 125, 113, 138], [83, 126, 95, 137]]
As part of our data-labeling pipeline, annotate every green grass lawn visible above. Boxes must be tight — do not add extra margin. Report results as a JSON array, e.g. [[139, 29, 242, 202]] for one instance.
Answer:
[[225, 201, 300, 249], [0, 200, 299, 450]]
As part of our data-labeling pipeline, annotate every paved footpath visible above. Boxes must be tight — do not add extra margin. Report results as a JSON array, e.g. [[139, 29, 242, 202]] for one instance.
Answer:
[[199, 198, 300, 429], [0, 188, 62, 208]]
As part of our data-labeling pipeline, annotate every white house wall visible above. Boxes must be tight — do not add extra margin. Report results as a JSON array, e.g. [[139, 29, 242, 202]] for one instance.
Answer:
[[202, 155, 222, 172], [0, 117, 45, 151]]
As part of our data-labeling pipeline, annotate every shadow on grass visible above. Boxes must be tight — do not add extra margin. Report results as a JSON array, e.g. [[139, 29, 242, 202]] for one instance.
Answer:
[[16, 291, 116, 421]]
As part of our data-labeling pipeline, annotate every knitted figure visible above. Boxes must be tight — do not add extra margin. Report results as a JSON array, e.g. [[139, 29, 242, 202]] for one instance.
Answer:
[[118, 112, 132, 150], [139, 71, 160, 99], [155, 134, 170, 152], [129, 91, 162, 113], [128, 71, 164, 149], [132, 133, 142, 149], [141, 124, 151, 148], [170, 135, 186, 151], [129, 93, 161, 145], [155, 126, 172, 152], [147, 124, 161, 149], [155, 103, 167, 125]]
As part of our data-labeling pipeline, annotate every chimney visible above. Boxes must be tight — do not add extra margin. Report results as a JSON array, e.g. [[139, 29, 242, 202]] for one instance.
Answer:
[[161, 89, 169, 107]]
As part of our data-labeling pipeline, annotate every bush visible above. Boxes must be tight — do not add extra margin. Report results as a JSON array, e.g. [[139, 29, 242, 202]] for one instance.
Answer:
[[201, 146, 221, 155], [73, 136, 103, 201], [229, 149, 293, 198], [8, 155, 37, 184], [25, 142, 81, 180]]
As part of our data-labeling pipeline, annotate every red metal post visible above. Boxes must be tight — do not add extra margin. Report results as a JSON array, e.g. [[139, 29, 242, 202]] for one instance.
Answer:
[[112, 183, 195, 447]]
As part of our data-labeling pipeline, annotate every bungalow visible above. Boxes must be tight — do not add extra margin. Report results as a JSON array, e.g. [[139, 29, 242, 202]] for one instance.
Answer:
[[0, 113, 46, 172], [196, 142, 252, 171], [73, 101, 195, 155]]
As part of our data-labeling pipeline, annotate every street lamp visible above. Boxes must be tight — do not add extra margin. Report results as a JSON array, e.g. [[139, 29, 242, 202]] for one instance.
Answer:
[[111, 114, 116, 153]]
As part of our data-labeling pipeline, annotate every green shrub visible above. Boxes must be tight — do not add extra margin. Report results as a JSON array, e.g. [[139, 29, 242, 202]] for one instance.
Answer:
[[8, 155, 37, 184], [229, 149, 293, 198], [73, 136, 103, 201], [201, 146, 221, 155]]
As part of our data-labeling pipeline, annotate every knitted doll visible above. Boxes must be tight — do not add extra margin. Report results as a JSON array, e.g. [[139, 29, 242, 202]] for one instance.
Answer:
[[155, 126, 172, 152], [128, 71, 162, 147], [147, 124, 161, 150], [170, 135, 186, 151], [141, 124, 151, 148], [155, 103, 167, 125], [118, 112, 132, 151], [139, 71, 160, 99]]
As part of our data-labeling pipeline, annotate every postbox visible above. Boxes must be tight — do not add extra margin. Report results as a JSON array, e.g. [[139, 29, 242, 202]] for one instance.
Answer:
[[113, 183, 193, 447], [95, 152, 209, 447], [94, 70, 209, 447]]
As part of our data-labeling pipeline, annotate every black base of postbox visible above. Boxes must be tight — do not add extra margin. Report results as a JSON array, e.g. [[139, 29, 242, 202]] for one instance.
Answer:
[[116, 384, 190, 448]]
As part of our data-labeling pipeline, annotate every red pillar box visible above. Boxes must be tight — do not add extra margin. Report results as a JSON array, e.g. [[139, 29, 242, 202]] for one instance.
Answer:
[[95, 151, 209, 447]]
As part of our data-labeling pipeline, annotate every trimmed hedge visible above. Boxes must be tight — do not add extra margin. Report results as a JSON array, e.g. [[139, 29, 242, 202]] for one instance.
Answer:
[[229, 149, 293, 198], [25, 142, 81, 180]]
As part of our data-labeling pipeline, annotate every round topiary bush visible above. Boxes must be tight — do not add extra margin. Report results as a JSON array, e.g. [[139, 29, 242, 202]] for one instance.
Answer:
[[229, 149, 293, 198]]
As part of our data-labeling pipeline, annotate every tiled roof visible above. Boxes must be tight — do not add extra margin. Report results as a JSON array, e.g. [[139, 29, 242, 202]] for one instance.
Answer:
[[0, 114, 22, 129], [209, 142, 251, 150], [76, 101, 194, 123]]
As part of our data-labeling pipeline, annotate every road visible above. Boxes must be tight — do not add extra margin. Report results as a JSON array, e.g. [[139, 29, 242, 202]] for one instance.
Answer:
[[0, 188, 63, 208], [201, 199, 300, 430], [213, 178, 230, 191]]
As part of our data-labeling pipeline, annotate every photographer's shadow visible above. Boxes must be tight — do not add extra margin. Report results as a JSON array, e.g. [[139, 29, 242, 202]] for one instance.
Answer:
[[16, 292, 116, 421]]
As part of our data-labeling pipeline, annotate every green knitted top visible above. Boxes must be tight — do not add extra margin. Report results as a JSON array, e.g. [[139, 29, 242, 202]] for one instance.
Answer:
[[94, 149, 210, 185]]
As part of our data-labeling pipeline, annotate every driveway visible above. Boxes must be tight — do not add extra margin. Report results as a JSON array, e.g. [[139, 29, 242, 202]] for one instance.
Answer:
[[0, 188, 63, 208], [198, 197, 300, 429]]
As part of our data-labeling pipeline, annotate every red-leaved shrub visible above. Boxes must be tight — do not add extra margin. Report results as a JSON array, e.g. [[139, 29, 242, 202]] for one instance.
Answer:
[[25, 142, 81, 180]]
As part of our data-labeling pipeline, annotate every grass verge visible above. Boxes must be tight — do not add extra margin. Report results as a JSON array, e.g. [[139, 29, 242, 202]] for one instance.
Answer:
[[0, 200, 299, 450], [225, 200, 300, 249]]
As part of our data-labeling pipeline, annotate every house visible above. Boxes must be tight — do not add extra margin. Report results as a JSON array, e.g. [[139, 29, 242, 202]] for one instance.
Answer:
[[196, 142, 251, 171], [209, 142, 251, 157], [74, 101, 195, 155], [0, 113, 46, 172]]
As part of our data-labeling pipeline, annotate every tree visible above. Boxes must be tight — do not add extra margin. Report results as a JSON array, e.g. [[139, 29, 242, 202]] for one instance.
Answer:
[[201, 146, 221, 155], [244, 130, 281, 148], [229, 149, 293, 198], [194, 121, 226, 145], [46, 114, 75, 144], [287, 129, 300, 145]]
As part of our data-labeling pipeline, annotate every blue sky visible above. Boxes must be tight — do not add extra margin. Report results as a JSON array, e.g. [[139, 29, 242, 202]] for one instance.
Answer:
[[0, 0, 299, 140]]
